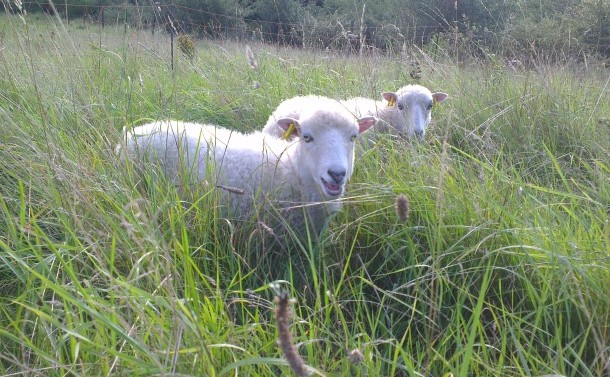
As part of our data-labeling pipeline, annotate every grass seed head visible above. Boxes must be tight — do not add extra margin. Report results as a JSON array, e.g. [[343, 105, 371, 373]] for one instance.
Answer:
[[177, 34, 195, 60], [246, 44, 258, 70], [274, 292, 310, 377], [347, 348, 364, 365], [257, 221, 275, 237], [395, 193, 410, 223]]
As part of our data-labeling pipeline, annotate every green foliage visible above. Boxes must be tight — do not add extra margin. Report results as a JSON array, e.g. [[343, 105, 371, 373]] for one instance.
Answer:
[[244, 0, 302, 42], [171, 0, 247, 38], [0, 13, 609, 376], [3, 0, 609, 58]]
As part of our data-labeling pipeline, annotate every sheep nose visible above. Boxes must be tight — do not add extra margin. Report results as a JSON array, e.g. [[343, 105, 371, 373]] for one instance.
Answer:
[[328, 169, 346, 183], [414, 129, 424, 140]]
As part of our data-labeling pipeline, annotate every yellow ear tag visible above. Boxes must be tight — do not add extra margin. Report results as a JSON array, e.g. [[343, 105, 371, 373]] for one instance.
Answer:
[[281, 122, 296, 140], [387, 97, 395, 107], [433, 98, 439, 108]]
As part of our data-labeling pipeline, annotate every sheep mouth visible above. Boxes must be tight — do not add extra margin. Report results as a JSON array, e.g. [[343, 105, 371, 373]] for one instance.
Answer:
[[321, 178, 343, 197]]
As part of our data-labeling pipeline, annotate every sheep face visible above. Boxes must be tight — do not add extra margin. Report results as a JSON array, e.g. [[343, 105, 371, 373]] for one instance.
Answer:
[[277, 112, 376, 199], [382, 85, 448, 140]]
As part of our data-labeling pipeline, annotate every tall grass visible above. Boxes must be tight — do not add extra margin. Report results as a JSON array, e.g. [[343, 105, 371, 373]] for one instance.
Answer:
[[1, 12, 609, 376]]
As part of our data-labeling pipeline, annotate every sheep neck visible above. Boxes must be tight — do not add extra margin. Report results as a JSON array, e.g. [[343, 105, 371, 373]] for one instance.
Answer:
[[373, 102, 399, 134]]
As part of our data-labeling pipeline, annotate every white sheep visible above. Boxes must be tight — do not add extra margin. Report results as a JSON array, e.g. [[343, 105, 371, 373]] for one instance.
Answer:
[[263, 85, 448, 141], [121, 102, 377, 239]]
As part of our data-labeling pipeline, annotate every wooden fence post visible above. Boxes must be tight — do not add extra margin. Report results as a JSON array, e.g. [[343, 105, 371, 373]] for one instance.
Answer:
[[170, 27, 174, 71]]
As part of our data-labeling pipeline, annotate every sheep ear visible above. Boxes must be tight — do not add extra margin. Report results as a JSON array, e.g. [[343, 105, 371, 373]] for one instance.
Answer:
[[382, 92, 398, 107], [432, 92, 448, 107], [357, 116, 377, 133], [277, 118, 300, 140]]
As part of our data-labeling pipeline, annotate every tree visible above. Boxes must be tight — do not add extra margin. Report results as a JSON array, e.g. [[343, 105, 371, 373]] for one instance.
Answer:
[[243, 0, 302, 44]]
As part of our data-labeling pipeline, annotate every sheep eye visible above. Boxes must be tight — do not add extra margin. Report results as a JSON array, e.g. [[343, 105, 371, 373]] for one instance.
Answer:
[[397, 103, 404, 110], [427, 102, 434, 110], [350, 134, 358, 141], [302, 134, 313, 143]]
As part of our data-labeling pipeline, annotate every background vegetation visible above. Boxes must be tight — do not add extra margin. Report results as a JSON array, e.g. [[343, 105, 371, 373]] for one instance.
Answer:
[[0, 4, 609, 377], [3, 0, 610, 61]]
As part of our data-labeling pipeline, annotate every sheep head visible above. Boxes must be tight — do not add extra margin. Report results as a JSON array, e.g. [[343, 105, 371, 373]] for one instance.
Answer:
[[276, 111, 376, 199], [382, 85, 448, 140]]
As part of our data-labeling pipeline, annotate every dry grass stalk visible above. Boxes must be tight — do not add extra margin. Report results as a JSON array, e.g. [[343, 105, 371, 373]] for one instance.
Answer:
[[216, 185, 245, 194]]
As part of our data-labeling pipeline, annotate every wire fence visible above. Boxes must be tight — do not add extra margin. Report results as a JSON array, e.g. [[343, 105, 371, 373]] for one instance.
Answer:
[[6, 1, 609, 59], [9, 1, 447, 53]]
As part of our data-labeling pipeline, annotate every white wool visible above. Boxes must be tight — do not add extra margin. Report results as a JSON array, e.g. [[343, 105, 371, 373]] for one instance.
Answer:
[[121, 102, 376, 238], [262, 95, 341, 138]]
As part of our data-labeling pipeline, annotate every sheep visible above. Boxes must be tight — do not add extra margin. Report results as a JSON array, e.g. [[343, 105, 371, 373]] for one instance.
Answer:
[[121, 103, 377, 240], [343, 85, 448, 140], [263, 85, 448, 141]]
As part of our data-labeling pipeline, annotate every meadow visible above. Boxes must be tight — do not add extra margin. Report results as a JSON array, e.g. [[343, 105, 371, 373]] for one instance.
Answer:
[[0, 12, 609, 376]]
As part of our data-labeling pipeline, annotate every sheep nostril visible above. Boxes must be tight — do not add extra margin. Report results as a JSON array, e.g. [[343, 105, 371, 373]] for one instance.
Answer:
[[328, 169, 346, 183]]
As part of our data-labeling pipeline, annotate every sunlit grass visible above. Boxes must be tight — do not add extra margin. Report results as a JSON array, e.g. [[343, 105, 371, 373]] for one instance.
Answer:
[[1, 12, 609, 376]]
